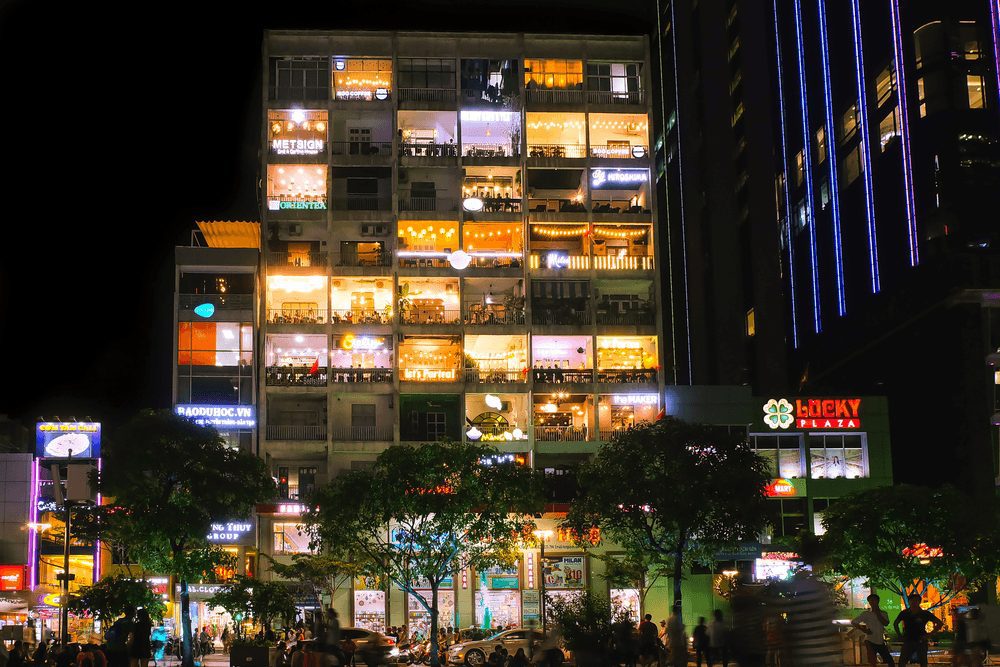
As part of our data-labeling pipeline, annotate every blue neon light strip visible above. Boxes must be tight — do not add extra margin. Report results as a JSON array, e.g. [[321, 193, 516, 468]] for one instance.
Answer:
[[793, 0, 822, 333], [773, 0, 800, 348], [850, 0, 880, 293], [817, 0, 846, 316], [889, 0, 920, 266], [990, 0, 1000, 110]]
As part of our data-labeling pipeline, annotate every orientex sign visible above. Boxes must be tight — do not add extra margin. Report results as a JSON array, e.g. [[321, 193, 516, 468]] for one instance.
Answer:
[[175, 405, 255, 429], [271, 138, 325, 156], [763, 398, 862, 430]]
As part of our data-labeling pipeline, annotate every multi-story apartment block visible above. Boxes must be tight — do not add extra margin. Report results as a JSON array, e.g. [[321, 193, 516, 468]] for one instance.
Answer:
[[258, 30, 664, 631]]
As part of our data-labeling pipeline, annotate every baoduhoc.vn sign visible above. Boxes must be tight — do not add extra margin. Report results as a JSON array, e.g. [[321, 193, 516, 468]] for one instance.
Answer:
[[763, 398, 862, 430]]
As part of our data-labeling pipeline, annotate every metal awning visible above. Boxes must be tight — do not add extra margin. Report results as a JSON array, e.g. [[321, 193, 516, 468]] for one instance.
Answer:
[[196, 221, 261, 249]]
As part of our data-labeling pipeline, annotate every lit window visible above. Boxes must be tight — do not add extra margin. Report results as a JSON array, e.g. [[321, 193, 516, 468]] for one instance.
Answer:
[[875, 66, 895, 107], [816, 126, 826, 163], [273, 522, 313, 554], [751, 434, 805, 479], [746, 309, 756, 337], [794, 150, 804, 187], [959, 21, 980, 60], [842, 146, 861, 185], [879, 106, 900, 151], [917, 78, 927, 118], [728, 37, 741, 61], [840, 105, 857, 144], [808, 434, 868, 479], [968, 75, 985, 109], [731, 102, 745, 126], [527, 59, 584, 90]]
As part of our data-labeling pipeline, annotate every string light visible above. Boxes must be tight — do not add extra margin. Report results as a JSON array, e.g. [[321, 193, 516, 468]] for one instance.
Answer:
[[592, 227, 648, 239], [533, 225, 589, 238], [526, 119, 586, 130]]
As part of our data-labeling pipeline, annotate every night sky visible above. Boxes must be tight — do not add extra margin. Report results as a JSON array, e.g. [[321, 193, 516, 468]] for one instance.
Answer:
[[0, 0, 654, 429]]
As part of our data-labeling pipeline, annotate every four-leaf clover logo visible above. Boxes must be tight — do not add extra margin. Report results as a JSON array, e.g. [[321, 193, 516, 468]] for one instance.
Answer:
[[763, 398, 794, 430]]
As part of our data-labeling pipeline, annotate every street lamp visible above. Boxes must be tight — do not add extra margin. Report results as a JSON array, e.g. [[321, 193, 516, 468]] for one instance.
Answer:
[[532, 529, 554, 633]]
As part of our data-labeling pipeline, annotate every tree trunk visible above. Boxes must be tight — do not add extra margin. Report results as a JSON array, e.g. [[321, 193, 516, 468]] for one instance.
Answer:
[[672, 536, 687, 623], [429, 583, 441, 667], [181, 579, 194, 667]]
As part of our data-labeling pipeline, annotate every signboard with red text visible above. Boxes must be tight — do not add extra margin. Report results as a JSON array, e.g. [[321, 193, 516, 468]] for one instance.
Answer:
[[763, 398, 862, 430], [0, 566, 26, 591]]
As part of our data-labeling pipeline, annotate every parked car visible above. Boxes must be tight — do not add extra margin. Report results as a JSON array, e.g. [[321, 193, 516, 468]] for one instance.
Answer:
[[341, 627, 395, 665], [446, 629, 545, 666]]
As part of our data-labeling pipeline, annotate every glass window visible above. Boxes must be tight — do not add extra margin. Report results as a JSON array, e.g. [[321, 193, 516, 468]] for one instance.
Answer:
[[270, 57, 329, 101], [398, 58, 456, 89], [750, 434, 804, 478], [746, 308, 756, 337], [765, 499, 807, 537], [427, 412, 447, 440], [917, 78, 927, 118], [585, 62, 642, 94], [298, 467, 317, 498], [352, 404, 376, 429], [332, 58, 392, 100], [913, 21, 944, 69], [794, 150, 804, 187], [968, 75, 985, 109], [840, 106, 857, 144], [526, 59, 584, 90], [809, 434, 868, 479], [875, 66, 895, 107], [842, 146, 861, 185], [879, 106, 900, 151], [815, 127, 826, 162], [177, 322, 252, 367], [960, 22, 981, 60], [273, 522, 312, 553]]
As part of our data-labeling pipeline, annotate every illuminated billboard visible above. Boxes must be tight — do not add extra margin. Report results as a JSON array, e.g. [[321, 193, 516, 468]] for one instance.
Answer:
[[175, 405, 256, 429], [35, 422, 101, 459]]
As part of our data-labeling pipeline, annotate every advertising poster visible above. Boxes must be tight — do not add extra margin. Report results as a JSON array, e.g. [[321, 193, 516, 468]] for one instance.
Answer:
[[353, 589, 386, 632], [543, 555, 585, 589], [521, 590, 540, 624], [35, 422, 101, 459]]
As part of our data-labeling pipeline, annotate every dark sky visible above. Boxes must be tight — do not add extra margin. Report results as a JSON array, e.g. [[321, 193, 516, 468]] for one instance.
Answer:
[[0, 0, 654, 429]]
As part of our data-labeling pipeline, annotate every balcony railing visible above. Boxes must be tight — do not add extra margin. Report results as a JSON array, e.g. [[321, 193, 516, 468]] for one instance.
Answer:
[[330, 195, 392, 211], [534, 426, 590, 441], [527, 144, 587, 159], [399, 88, 457, 103], [399, 367, 462, 382], [266, 424, 327, 440], [590, 145, 650, 159], [400, 143, 460, 158], [598, 428, 634, 441], [266, 309, 327, 324], [592, 255, 655, 271], [463, 143, 518, 159], [330, 425, 394, 441], [529, 254, 591, 270], [400, 309, 462, 325], [463, 307, 526, 326], [330, 141, 393, 157], [466, 197, 522, 213], [266, 366, 328, 387], [270, 85, 329, 102], [464, 368, 528, 383], [179, 294, 254, 310], [532, 369, 594, 384], [525, 88, 585, 104], [530, 309, 591, 326], [527, 201, 588, 214], [330, 367, 394, 383], [461, 89, 520, 107], [592, 202, 652, 215], [596, 309, 656, 326], [466, 254, 524, 270], [330, 309, 392, 325], [398, 196, 460, 213], [587, 90, 646, 105], [397, 254, 451, 269], [333, 251, 392, 268], [267, 251, 328, 268], [596, 369, 658, 384]]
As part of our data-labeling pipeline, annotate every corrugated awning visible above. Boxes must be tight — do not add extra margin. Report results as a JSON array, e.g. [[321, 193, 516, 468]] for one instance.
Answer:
[[196, 221, 261, 249]]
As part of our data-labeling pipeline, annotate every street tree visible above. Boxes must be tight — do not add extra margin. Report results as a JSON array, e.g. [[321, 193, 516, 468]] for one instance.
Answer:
[[820, 484, 1000, 609], [69, 574, 166, 622], [593, 547, 670, 614], [564, 418, 771, 614], [209, 576, 297, 639], [99, 410, 275, 667], [305, 440, 541, 667], [265, 553, 364, 610]]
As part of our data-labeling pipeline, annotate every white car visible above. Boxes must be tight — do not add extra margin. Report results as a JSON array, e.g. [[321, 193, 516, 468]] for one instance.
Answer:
[[446, 629, 545, 666]]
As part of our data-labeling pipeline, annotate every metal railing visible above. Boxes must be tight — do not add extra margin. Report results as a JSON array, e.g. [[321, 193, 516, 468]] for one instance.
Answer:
[[532, 369, 594, 384], [398, 196, 460, 212], [530, 309, 591, 326], [591, 203, 652, 215], [466, 197, 522, 213], [529, 254, 591, 270], [527, 144, 587, 159], [587, 90, 646, 105], [330, 425, 394, 441], [330, 195, 392, 211], [598, 428, 633, 441], [461, 89, 520, 106], [399, 143, 459, 158], [596, 310, 656, 326], [463, 308, 526, 325], [464, 368, 528, 383], [333, 251, 392, 268], [329, 309, 392, 325], [266, 309, 327, 324], [462, 143, 518, 159], [589, 145, 649, 159], [330, 368, 394, 383], [527, 200, 588, 214], [179, 294, 254, 310], [266, 424, 327, 441], [596, 369, 658, 384], [525, 89, 585, 104], [466, 255, 524, 270], [400, 309, 462, 325], [399, 367, 462, 382], [397, 255, 451, 269], [534, 426, 590, 442], [592, 255, 655, 271], [266, 367, 328, 387], [330, 141, 393, 157], [267, 251, 328, 268], [398, 88, 457, 103]]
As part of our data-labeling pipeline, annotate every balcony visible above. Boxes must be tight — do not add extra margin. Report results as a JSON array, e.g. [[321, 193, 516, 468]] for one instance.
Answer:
[[399, 367, 461, 382], [464, 368, 527, 383], [329, 309, 392, 325], [333, 250, 392, 268], [529, 254, 590, 270], [591, 201, 652, 218], [463, 305, 526, 326], [527, 144, 587, 159], [532, 369, 594, 384], [596, 369, 658, 384], [330, 368, 394, 384], [587, 90, 646, 106], [330, 195, 392, 212], [330, 425, 394, 441], [400, 308, 462, 325], [266, 366, 328, 387], [400, 143, 460, 158], [266, 309, 327, 325], [525, 89, 585, 105], [535, 426, 590, 441], [398, 195, 460, 214], [399, 88, 457, 104], [596, 307, 656, 326], [266, 424, 327, 441], [267, 251, 328, 269], [330, 141, 393, 158], [179, 293, 254, 311], [532, 308, 591, 326], [461, 143, 519, 160], [592, 255, 655, 271]]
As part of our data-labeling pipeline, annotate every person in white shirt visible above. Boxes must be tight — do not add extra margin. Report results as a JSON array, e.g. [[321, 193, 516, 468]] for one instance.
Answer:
[[707, 610, 728, 667], [851, 594, 894, 667]]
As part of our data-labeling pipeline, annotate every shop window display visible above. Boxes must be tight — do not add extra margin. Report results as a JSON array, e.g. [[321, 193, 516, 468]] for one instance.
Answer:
[[273, 522, 313, 554], [808, 434, 867, 479], [610, 589, 641, 624], [354, 588, 387, 632], [750, 434, 805, 478], [408, 590, 456, 640]]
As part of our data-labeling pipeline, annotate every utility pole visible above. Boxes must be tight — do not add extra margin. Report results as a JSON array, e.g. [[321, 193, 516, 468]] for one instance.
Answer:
[[532, 529, 553, 633]]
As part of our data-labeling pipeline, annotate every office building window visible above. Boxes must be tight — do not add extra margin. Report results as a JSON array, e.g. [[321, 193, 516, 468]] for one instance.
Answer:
[[840, 105, 857, 144], [808, 434, 868, 479], [745, 308, 756, 337], [750, 434, 805, 478], [842, 146, 861, 186], [270, 57, 329, 101], [960, 22, 981, 60], [967, 75, 985, 109], [794, 150, 804, 187], [765, 498, 807, 538], [815, 127, 826, 162], [585, 62, 641, 94], [879, 106, 900, 151], [398, 58, 456, 89], [731, 102, 744, 126], [875, 66, 894, 107], [917, 78, 927, 117]]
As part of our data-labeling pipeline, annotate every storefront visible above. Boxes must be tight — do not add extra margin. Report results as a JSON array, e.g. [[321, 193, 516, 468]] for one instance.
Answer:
[[595, 336, 658, 383], [474, 567, 521, 629], [330, 334, 392, 379], [352, 575, 387, 632], [407, 587, 456, 639], [175, 583, 234, 638], [610, 589, 641, 623]]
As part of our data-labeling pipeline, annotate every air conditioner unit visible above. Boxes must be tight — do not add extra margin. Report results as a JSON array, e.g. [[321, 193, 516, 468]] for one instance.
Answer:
[[288, 223, 303, 237]]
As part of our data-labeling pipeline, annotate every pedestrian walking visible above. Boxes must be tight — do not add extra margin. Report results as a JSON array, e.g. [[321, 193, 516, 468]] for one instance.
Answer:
[[781, 572, 841, 667], [851, 594, 894, 667], [706, 610, 728, 667], [667, 604, 687, 667], [729, 588, 765, 667], [129, 609, 152, 667], [692, 617, 709, 667], [894, 593, 943, 667]]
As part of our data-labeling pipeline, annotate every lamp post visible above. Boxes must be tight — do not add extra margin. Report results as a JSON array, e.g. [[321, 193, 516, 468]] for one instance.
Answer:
[[532, 529, 553, 633]]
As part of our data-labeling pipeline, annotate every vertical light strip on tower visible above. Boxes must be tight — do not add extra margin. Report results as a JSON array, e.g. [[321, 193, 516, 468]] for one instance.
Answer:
[[990, 0, 1000, 109], [817, 0, 845, 316], [28, 458, 40, 589], [793, 0, 822, 333], [850, 0, 881, 293], [889, 0, 920, 265], [773, 0, 800, 347]]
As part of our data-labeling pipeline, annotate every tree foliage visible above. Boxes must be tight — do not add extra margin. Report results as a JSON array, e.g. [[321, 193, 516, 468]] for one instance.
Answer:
[[564, 418, 771, 611], [305, 440, 542, 666], [69, 574, 166, 622], [265, 553, 364, 603], [820, 484, 1000, 607], [208, 576, 297, 638], [546, 590, 629, 665], [98, 410, 275, 667]]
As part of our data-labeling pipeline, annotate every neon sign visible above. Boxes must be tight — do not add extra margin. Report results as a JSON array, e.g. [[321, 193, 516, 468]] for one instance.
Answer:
[[175, 405, 255, 429], [339, 334, 385, 351], [193, 303, 215, 318], [271, 200, 327, 211], [206, 520, 255, 545], [765, 478, 798, 497], [591, 169, 648, 188], [611, 394, 658, 406], [545, 252, 570, 269], [763, 397, 862, 430], [271, 139, 325, 156]]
